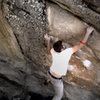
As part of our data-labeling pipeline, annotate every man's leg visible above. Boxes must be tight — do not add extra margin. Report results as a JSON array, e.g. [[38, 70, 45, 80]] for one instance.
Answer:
[[47, 72, 63, 100], [52, 79, 63, 100]]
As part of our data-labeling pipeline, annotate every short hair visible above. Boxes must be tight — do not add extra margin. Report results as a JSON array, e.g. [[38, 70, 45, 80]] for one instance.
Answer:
[[53, 40, 63, 52]]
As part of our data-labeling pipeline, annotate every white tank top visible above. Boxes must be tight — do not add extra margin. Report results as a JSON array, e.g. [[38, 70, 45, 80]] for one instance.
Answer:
[[50, 48, 73, 76]]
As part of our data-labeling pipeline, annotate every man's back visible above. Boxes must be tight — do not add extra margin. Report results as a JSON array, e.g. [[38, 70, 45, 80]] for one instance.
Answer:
[[50, 48, 73, 76]]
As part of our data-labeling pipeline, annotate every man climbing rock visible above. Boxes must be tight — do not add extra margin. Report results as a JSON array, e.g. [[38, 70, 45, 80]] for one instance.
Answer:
[[44, 27, 94, 100]]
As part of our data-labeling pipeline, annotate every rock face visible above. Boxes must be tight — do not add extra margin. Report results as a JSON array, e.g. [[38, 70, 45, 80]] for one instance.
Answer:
[[0, 0, 52, 99], [50, 0, 100, 31], [46, 1, 100, 98], [0, 8, 23, 60], [0, 0, 100, 100], [84, 0, 100, 13]]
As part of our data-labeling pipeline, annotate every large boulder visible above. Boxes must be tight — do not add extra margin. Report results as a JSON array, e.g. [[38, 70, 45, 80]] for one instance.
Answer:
[[0, 0, 100, 100], [49, 0, 100, 32], [46, 1, 100, 99]]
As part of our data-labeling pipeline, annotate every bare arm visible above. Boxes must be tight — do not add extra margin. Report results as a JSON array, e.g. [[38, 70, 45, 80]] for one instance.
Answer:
[[73, 27, 94, 53], [44, 34, 51, 55], [47, 39, 51, 55]]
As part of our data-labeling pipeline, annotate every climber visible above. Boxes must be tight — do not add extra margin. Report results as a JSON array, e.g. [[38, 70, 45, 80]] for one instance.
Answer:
[[44, 26, 94, 100]]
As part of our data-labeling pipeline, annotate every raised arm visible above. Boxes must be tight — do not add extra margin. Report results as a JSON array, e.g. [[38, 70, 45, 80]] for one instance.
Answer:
[[72, 27, 94, 53], [44, 34, 51, 55]]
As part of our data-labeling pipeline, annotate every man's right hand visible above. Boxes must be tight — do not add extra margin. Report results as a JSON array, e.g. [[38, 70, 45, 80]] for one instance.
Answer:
[[86, 27, 94, 35], [72, 26, 94, 53]]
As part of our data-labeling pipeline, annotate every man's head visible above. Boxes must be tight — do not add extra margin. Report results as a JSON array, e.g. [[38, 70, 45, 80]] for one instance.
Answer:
[[53, 40, 66, 52]]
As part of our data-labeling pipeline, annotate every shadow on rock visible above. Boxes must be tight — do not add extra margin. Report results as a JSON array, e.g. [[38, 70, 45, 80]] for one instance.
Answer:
[[12, 92, 53, 100]]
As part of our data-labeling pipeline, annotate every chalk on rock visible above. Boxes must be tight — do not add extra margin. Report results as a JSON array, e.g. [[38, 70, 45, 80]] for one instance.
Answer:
[[82, 60, 91, 69], [68, 65, 76, 71]]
